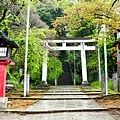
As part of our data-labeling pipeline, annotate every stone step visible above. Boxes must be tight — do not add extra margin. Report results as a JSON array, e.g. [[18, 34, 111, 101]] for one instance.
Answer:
[[8, 97, 97, 100], [45, 93, 100, 95], [0, 108, 111, 114], [6, 93, 100, 95], [40, 97, 95, 100], [48, 90, 101, 92], [0, 101, 12, 109]]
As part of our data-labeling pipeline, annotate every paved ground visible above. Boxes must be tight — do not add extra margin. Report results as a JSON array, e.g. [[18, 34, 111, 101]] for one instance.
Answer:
[[26, 86, 103, 111], [0, 85, 119, 120]]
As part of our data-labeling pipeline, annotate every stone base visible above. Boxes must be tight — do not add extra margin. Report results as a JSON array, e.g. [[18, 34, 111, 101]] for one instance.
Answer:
[[40, 81, 50, 90], [82, 81, 89, 85], [41, 81, 49, 87], [80, 81, 91, 89], [0, 97, 8, 109]]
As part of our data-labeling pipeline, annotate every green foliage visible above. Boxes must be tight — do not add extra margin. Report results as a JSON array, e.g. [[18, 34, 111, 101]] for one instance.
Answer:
[[90, 81, 101, 90], [58, 0, 73, 10], [7, 69, 23, 89], [7, 28, 56, 87], [0, 0, 26, 31], [73, 74, 82, 85], [108, 80, 114, 91], [0, 0, 47, 32], [47, 57, 63, 84], [53, 1, 119, 83], [0, 0, 59, 88], [36, 1, 63, 27], [90, 80, 114, 92], [86, 50, 98, 82], [1, 0, 119, 88], [70, 20, 94, 38], [54, 1, 120, 38]]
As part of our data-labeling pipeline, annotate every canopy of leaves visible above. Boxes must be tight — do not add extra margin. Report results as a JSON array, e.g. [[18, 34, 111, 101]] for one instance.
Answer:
[[58, 0, 73, 10], [0, 0, 47, 35], [36, 1, 63, 27], [53, 1, 120, 37]]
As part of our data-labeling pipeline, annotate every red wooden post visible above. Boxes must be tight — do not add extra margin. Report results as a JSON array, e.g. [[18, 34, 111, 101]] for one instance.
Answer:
[[0, 60, 10, 97]]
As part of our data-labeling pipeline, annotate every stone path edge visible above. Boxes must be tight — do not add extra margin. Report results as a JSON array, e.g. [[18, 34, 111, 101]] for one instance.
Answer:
[[0, 108, 108, 114]]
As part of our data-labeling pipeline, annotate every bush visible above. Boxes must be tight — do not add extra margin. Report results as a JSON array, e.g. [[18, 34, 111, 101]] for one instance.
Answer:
[[8, 76, 23, 90], [90, 80, 114, 92], [90, 81, 101, 90], [47, 57, 63, 84], [108, 80, 114, 91]]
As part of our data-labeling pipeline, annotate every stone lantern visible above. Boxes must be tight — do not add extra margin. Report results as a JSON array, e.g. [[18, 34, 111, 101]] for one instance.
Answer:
[[0, 31, 18, 109]]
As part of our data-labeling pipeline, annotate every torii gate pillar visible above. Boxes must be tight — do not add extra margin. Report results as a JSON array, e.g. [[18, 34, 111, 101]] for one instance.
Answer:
[[41, 42, 49, 87], [81, 42, 88, 84]]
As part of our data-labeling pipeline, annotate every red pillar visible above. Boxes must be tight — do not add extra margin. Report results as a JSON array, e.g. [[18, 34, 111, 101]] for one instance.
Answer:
[[0, 60, 9, 97]]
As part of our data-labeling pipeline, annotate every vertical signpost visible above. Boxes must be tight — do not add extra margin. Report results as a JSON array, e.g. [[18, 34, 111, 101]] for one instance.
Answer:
[[101, 24, 108, 95], [98, 46, 101, 82], [73, 50, 76, 85], [103, 24, 108, 95], [24, 0, 30, 97]]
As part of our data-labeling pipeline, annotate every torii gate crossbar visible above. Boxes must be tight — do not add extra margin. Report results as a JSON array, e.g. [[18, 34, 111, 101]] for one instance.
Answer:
[[42, 38, 96, 85]]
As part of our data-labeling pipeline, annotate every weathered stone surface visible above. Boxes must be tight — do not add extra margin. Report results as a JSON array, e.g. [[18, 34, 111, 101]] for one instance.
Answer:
[[112, 73, 119, 91], [101, 72, 106, 95], [117, 65, 120, 91]]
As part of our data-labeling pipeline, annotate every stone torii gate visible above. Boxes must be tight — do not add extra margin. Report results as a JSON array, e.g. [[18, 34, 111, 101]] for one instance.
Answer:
[[42, 38, 95, 85]]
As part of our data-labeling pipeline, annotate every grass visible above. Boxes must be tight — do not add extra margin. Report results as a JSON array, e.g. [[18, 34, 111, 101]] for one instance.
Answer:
[[90, 80, 118, 94]]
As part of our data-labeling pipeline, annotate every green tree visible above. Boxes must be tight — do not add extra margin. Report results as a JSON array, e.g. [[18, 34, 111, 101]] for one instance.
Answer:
[[0, 0, 47, 34], [36, 1, 63, 27], [9, 28, 57, 86], [54, 1, 120, 35], [47, 57, 63, 84], [0, 0, 61, 87], [53, 1, 120, 82]]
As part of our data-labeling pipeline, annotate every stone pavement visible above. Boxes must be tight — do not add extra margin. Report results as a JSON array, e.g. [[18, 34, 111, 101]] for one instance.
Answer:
[[26, 86, 103, 111], [0, 85, 119, 120]]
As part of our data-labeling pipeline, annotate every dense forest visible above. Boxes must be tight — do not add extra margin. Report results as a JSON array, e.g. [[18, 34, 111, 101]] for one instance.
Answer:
[[0, 0, 120, 87]]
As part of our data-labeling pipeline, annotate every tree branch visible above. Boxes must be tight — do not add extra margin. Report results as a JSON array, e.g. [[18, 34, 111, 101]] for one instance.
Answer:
[[112, 0, 119, 7], [0, 8, 8, 22]]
